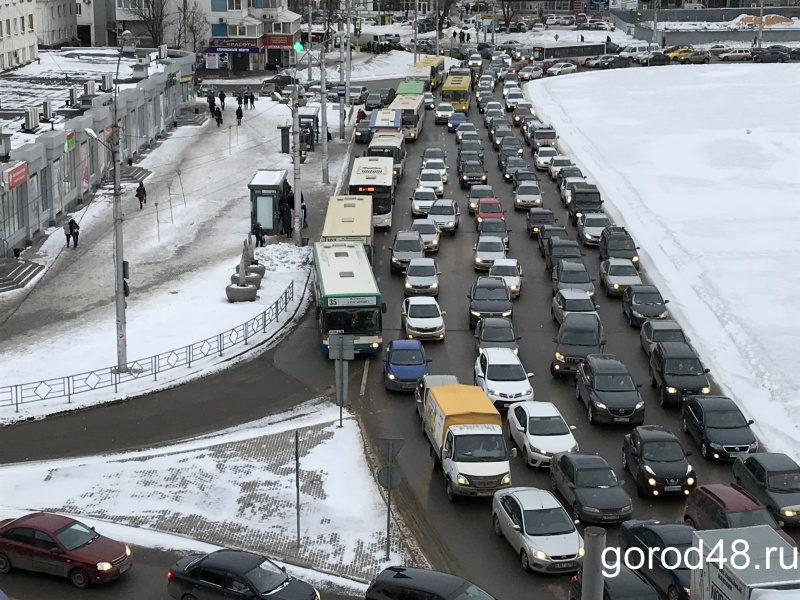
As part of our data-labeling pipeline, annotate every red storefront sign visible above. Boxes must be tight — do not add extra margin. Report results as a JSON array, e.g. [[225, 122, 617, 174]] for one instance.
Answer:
[[4, 162, 28, 190], [264, 33, 298, 50]]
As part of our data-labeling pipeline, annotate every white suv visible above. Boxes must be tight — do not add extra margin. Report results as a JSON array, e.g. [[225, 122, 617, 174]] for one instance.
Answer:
[[474, 347, 534, 410]]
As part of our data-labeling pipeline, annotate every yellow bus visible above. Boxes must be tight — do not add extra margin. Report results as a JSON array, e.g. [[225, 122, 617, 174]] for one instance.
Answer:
[[416, 56, 446, 89], [441, 75, 471, 113]]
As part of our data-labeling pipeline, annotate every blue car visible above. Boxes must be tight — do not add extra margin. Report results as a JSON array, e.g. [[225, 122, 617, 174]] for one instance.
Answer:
[[447, 112, 468, 131], [383, 339, 431, 392], [618, 519, 693, 600]]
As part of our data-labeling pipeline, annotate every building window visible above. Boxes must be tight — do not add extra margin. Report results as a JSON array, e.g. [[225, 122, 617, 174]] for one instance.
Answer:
[[1, 185, 25, 240], [76, 2, 81, 14], [0, 55, 4, 69], [51, 7, 55, 18], [20, 16, 25, 32], [227, 0, 242, 9], [28, 15, 33, 29], [58, 5, 62, 17], [265, 0, 280, 8], [247, 0, 257, 6], [117, 0, 141, 8], [0, 20, 4, 39]]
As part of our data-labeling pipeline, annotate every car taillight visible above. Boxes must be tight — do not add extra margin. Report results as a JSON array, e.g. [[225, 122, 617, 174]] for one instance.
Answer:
[[571, 576, 578, 583], [167, 570, 173, 581]]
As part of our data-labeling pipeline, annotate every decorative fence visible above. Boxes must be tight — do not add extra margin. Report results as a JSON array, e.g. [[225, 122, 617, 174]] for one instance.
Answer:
[[0, 280, 295, 413]]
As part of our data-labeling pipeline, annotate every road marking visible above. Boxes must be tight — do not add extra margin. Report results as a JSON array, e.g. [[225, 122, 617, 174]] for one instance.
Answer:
[[360, 357, 370, 396]]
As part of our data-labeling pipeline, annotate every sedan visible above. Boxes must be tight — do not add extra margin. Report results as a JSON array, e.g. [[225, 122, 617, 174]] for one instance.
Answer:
[[518, 66, 543, 81], [383, 339, 431, 391], [514, 182, 543, 210], [577, 213, 612, 246], [475, 197, 505, 226], [489, 258, 522, 298], [410, 186, 438, 217], [682, 396, 757, 461], [475, 317, 520, 355], [417, 169, 445, 197], [508, 401, 578, 468], [468, 276, 513, 329], [423, 91, 436, 109], [534, 147, 559, 170], [644, 52, 670, 66], [365, 93, 383, 111], [402, 296, 446, 340], [544, 239, 583, 273], [354, 119, 372, 144], [447, 112, 468, 131], [599, 55, 631, 69], [538, 225, 569, 257], [733, 453, 800, 526], [424, 158, 448, 184], [426, 199, 460, 234], [404, 257, 440, 296], [639, 319, 689, 357], [434, 102, 454, 124], [548, 156, 573, 181], [551, 260, 595, 297], [421, 147, 447, 169], [551, 452, 633, 523], [547, 62, 578, 76], [622, 284, 670, 328], [576, 354, 645, 426], [474, 236, 507, 271], [584, 54, 616, 68], [492, 488, 584, 574], [474, 347, 534, 409], [410, 219, 441, 253], [478, 218, 511, 249], [456, 122, 477, 143], [0, 512, 133, 589], [599, 258, 643, 297], [623, 425, 696, 498]]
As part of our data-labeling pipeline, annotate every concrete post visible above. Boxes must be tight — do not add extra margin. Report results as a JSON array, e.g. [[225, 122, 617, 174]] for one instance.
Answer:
[[581, 526, 606, 600]]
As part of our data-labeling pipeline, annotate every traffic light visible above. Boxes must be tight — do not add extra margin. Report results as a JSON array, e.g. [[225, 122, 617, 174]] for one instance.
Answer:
[[293, 40, 304, 53]]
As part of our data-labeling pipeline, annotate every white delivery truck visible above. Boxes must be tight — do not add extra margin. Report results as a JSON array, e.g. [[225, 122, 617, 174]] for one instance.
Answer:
[[421, 383, 515, 502], [691, 525, 800, 600]]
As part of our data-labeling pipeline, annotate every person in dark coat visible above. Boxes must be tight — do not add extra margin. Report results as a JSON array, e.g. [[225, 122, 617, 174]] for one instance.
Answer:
[[135, 181, 147, 209], [301, 199, 308, 228], [69, 219, 80, 248], [218, 90, 226, 109], [236, 105, 243, 125], [326, 128, 332, 141], [214, 107, 223, 127], [254, 222, 265, 247], [452, 30, 457, 41], [459, 30, 465, 43], [63, 221, 72, 247], [249, 92, 256, 109], [280, 203, 292, 238]]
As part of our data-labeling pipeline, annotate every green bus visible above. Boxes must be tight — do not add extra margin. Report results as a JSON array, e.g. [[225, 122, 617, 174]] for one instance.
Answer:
[[396, 81, 426, 96]]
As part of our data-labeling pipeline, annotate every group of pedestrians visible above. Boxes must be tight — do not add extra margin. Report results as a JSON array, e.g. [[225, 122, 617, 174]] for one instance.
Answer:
[[453, 30, 472, 44], [62, 219, 80, 248], [208, 90, 256, 127], [369, 41, 391, 54]]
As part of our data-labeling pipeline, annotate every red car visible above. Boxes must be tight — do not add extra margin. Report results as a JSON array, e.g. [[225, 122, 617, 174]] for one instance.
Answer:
[[475, 197, 505, 227], [0, 512, 133, 588]]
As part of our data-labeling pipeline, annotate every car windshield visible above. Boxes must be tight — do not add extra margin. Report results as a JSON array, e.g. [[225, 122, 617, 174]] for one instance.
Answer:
[[54, 520, 98, 551], [246, 559, 289, 594], [482, 324, 515, 342], [390, 349, 425, 366], [561, 269, 590, 283], [490, 265, 518, 277], [395, 240, 422, 252], [576, 467, 618, 488], [609, 239, 636, 250], [529, 416, 570, 436], [458, 124, 476, 132], [552, 158, 571, 167], [487, 363, 527, 381], [428, 204, 454, 216], [533, 214, 556, 224], [537, 147, 558, 156], [705, 408, 749, 429], [653, 329, 686, 343], [479, 204, 503, 215], [585, 216, 611, 228], [633, 292, 664, 305], [481, 221, 506, 233], [407, 264, 436, 277], [474, 286, 508, 301], [367, 94, 381, 103], [594, 374, 637, 392], [564, 297, 596, 312], [518, 184, 540, 195], [523, 507, 575, 536], [472, 190, 494, 200], [560, 330, 599, 346], [728, 508, 778, 529], [408, 304, 440, 318], [561, 168, 582, 178], [608, 265, 639, 277], [506, 158, 526, 168], [767, 471, 800, 493], [425, 149, 445, 160], [452, 434, 507, 462], [412, 223, 437, 235], [426, 160, 445, 170], [534, 131, 556, 140], [664, 358, 704, 376], [437, 103, 453, 111], [420, 172, 440, 182], [415, 190, 436, 201], [478, 240, 505, 253], [642, 441, 686, 462], [465, 162, 483, 172], [553, 247, 580, 258]]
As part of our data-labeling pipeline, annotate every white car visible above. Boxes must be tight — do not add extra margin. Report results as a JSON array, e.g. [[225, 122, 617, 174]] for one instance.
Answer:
[[507, 401, 578, 468], [514, 182, 544, 210], [551, 289, 599, 325], [474, 347, 534, 410], [505, 89, 525, 111], [467, 53, 483, 68], [404, 257, 441, 297], [545, 15, 559, 25], [484, 101, 503, 115], [599, 258, 643, 297], [534, 147, 559, 170], [473, 235, 507, 271], [547, 62, 578, 76], [560, 176, 586, 203], [479, 75, 495, 90], [577, 213, 612, 246], [417, 169, 445, 197], [423, 92, 435, 109], [410, 186, 438, 217], [502, 83, 519, 98], [401, 296, 445, 340], [410, 218, 441, 253], [424, 158, 448, 184], [489, 258, 523, 299], [435, 102, 454, 124], [547, 156, 573, 180]]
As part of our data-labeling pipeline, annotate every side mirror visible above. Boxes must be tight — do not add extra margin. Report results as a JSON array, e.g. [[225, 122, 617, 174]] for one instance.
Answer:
[[510, 448, 518, 458], [426, 358, 433, 363], [512, 523, 521, 531], [441, 311, 447, 315], [704, 368, 710, 374], [778, 520, 786, 528], [517, 425, 526, 433], [49, 547, 61, 554], [748, 419, 754, 425], [552, 337, 558, 343], [664, 299, 670, 304], [382, 357, 388, 362], [526, 373, 534, 378], [601, 339, 608, 347], [636, 384, 643, 389], [517, 336, 522, 341], [570, 425, 577, 430]]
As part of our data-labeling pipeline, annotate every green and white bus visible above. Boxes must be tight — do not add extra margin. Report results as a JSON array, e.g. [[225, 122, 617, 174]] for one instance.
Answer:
[[313, 241, 385, 355]]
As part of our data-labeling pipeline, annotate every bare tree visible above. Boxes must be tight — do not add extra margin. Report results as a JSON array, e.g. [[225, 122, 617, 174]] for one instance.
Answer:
[[174, 0, 209, 51], [126, 0, 173, 48], [436, 0, 455, 37], [500, 0, 515, 31]]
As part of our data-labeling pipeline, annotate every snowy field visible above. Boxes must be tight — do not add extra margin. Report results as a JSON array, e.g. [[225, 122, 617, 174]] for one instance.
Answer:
[[526, 65, 800, 460]]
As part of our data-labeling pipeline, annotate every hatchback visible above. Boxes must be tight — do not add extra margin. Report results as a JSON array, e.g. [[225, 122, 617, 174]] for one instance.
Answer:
[[410, 219, 441, 252], [475, 198, 505, 227], [404, 257, 440, 297], [383, 339, 431, 392], [474, 317, 520, 355]]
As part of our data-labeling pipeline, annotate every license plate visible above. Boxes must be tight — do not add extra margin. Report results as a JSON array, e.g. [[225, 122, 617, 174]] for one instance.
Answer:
[[602, 514, 618, 520], [119, 563, 131, 574], [553, 562, 576, 570], [664, 485, 682, 492], [614, 417, 629, 422]]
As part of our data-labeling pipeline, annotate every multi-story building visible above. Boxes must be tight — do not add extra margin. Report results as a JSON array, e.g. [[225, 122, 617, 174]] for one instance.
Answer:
[[34, 0, 79, 47], [0, 0, 39, 71], [76, 0, 109, 46]]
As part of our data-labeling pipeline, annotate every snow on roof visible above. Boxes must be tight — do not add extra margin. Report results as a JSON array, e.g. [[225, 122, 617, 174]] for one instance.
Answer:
[[249, 169, 288, 187], [450, 423, 503, 435]]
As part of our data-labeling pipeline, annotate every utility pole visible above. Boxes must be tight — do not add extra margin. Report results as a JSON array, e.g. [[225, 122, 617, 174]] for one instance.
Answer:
[[292, 85, 302, 246], [652, 0, 659, 46], [414, 0, 419, 63], [757, 0, 764, 49], [320, 40, 329, 184], [338, 22, 345, 139], [581, 527, 606, 600], [308, 0, 313, 82], [434, 0, 440, 57], [345, 0, 352, 106]]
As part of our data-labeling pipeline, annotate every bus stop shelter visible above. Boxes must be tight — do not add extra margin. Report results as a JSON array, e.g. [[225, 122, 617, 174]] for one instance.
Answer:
[[248, 169, 289, 236], [299, 105, 320, 151]]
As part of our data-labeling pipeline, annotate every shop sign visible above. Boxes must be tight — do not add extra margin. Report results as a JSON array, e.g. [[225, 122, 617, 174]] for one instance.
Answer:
[[65, 131, 76, 152], [264, 34, 297, 50], [3, 162, 28, 190], [208, 38, 262, 53]]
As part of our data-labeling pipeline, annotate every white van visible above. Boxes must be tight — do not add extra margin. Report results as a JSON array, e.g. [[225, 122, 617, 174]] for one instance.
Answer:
[[619, 43, 660, 59]]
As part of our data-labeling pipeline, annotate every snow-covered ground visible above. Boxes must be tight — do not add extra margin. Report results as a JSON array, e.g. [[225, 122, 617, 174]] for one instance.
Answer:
[[526, 65, 800, 461], [0, 400, 413, 583], [648, 14, 800, 31]]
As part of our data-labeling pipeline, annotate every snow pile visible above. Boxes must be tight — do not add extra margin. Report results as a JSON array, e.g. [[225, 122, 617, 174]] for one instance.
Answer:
[[525, 65, 800, 461]]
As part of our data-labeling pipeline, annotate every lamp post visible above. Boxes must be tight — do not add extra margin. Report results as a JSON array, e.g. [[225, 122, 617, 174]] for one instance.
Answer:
[[757, 0, 764, 49]]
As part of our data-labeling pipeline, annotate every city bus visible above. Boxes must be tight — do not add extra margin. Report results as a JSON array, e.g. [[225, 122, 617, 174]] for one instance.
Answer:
[[441, 75, 471, 112], [312, 241, 385, 355], [368, 131, 407, 183], [320, 195, 374, 262], [396, 81, 426, 96], [388, 94, 425, 141], [531, 41, 608, 63], [369, 109, 402, 133], [416, 56, 446, 89], [405, 65, 432, 91], [348, 156, 395, 228]]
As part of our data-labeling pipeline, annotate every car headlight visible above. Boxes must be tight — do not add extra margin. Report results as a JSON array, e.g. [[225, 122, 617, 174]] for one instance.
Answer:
[[687, 477, 696, 486], [667, 387, 678, 394], [404, 282, 412, 289], [594, 401, 607, 409], [783, 509, 797, 518], [97, 561, 113, 572], [475, 257, 484, 263], [355, 132, 362, 136], [587, 290, 595, 297], [566, 198, 572, 204], [504, 173, 511, 179], [701, 386, 711, 394], [632, 256, 639, 262], [387, 372, 397, 380], [644, 465, 655, 475], [481, 175, 487, 180], [584, 233, 592, 239], [391, 257, 400, 263], [555, 352, 564, 362], [575, 212, 583, 218], [437, 186, 443, 192], [612, 283, 620, 289], [501, 473, 511, 485], [446, 221, 454, 227], [632, 310, 645, 318], [635, 401, 645, 410], [457, 474, 470, 486], [749, 441, 759, 450], [509, 285, 519, 291], [648, 477, 657, 486], [477, 216, 484, 223], [583, 506, 600, 513], [125, 545, 132, 556], [621, 504, 633, 512], [578, 546, 585, 557], [532, 550, 548, 560], [431, 240, 438, 246], [658, 312, 668, 318], [524, 388, 533, 396], [532, 226, 540, 233], [470, 310, 481, 317], [517, 148, 523, 155], [502, 310, 512, 317], [430, 282, 438, 288]]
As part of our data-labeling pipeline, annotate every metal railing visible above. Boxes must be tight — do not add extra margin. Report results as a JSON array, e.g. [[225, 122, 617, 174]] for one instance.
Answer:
[[0, 280, 296, 413]]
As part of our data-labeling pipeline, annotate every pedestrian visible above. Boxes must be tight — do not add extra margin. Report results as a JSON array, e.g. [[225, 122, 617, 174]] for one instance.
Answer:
[[459, 30, 465, 43], [249, 91, 255, 109], [467, 32, 471, 43], [606, 35, 611, 44], [326, 128, 332, 141], [301, 199, 308, 228], [135, 181, 147, 209], [215, 107, 223, 127], [69, 219, 80, 248], [63, 221, 72, 247], [237, 94, 243, 108], [280, 203, 292, 239], [452, 30, 457, 41], [218, 90, 226, 110], [236, 105, 243, 125], [254, 222, 265, 247], [554, 34, 559, 42]]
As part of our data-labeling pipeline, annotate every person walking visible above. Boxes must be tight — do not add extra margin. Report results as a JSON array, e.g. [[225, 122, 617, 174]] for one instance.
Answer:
[[280, 203, 292, 239], [69, 219, 80, 248], [467, 32, 471, 43], [135, 181, 147, 209], [63, 221, 72, 247], [218, 90, 226, 110], [236, 105, 243, 125], [580, 34, 584, 42], [459, 30, 465, 43], [301, 199, 308, 228], [249, 92, 255, 109], [254, 222, 265, 247], [214, 107, 223, 127], [237, 94, 243, 109], [452, 30, 457, 42]]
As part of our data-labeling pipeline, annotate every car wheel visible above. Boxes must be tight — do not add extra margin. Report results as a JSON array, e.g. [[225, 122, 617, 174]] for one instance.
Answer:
[[684, 517, 696, 528], [493, 514, 503, 537], [778, 58, 785, 63], [0, 552, 11, 574], [628, 311, 634, 328], [522, 446, 530, 466], [575, 382, 582, 401], [682, 417, 689, 433], [70, 568, 91, 589], [446, 478, 458, 502], [668, 586, 681, 600], [520, 549, 532, 572], [721, 56, 728, 61], [588, 402, 595, 424], [636, 475, 649, 498], [551, 307, 557, 323], [703, 58, 710, 64], [659, 388, 670, 408], [682, 59, 690, 65]]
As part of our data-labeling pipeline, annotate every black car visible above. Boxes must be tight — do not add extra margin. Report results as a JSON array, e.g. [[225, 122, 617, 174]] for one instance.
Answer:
[[498, 146, 523, 170], [577, 354, 645, 425], [526, 208, 557, 238], [618, 520, 693, 600], [376, 87, 396, 105], [167, 550, 317, 600], [649, 341, 710, 407], [459, 139, 484, 161], [568, 185, 603, 225], [477, 219, 511, 249], [538, 225, 569, 257], [354, 119, 373, 144], [622, 284, 670, 328], [512, 170, 539, 191], [460, 160, 488, 188], [752, 48, 789, 63], [458, 153, 483, 174], [644, 52, 670, 66], [682, 396, 757, 461], [544, 238, 583, 272], [599, 55, 631, 69], [474, 317, 520, 355], [492, 127, 515, 149], [623, 425, 696, 497], [502, 156, 528, 181], [570, 564, 659, 600], [551, 313, 605, 377], [550, 452, 633, 523], [365, 93, 383, 111], [599, 226, 640, 266], [266, 74, 299, 93], [366, 567, 496, 600], [733, 453, 800, 526], [467, 276, 513, 329], [476, 91, 494, 112]]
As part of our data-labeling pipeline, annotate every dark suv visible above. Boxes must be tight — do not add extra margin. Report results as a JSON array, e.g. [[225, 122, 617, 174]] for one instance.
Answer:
[[622, 425, 696, 497], [551, 313, 605, 377], [649, 342, 710, 407], [366, 567, 496, 600], [467, 276, 513, 329], [568, 185, 603, 225], [576, 354, 644, 425], [599, 227, 640, 267]]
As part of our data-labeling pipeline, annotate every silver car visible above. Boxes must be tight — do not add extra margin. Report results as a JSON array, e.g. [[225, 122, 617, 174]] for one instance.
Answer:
[[426, 199, 460, 234], [410, 186, 437, 217], [417, 169, 445, 197], [489, 258, 523, 299], [599, 258, 643, 297], [404, 258, 441, 297], [535, 147, 559, 170], [577, 213, 612, 246], [548, 156, 573, 180], [514, 182, 544, 210], [492, 487, 584, 573], [456, 123, 477, 143], [423, 92, 435, 109], [639, 319, 689, 357], [551, 260, 596, 297], [435, 102, 454, 124], [421, 147, 447, 169], [560, 176, 586, 203], [551, 289, 599, 325], [423, 159, 448, 184], [410, 218, 441, 252], [474, 235, 507, 271]]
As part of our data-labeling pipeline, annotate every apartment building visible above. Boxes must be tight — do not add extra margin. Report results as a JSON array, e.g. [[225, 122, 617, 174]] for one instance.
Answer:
[[0, 0, 39, 71]]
